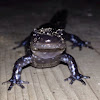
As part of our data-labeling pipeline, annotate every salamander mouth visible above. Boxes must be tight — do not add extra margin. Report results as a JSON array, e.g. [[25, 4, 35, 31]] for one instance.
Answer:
[[31, 42, 66, 51], [32, 48, 65, 52]]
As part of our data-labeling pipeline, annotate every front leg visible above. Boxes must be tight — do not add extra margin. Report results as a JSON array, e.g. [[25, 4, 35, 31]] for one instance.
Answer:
[[62, 31, 93, 50], [13, 32, 34, 51], [60, 53, 90, 85], [2, 55, 32, 90], [13, 36, 30, 50], [68, 34, 93, 50]]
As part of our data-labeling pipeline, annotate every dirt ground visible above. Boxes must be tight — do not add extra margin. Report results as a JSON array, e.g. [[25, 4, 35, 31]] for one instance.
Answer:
[[0, 1, 100, 100]]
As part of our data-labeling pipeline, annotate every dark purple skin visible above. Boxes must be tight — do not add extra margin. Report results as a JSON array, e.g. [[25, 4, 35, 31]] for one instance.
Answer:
[[3, 9, 93, 90], [3, 28, 91, 90]]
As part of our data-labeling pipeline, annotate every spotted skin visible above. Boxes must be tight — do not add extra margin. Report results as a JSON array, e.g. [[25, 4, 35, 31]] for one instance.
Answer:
[[3, 10, 92, 90], [3, 28, 91, 90]]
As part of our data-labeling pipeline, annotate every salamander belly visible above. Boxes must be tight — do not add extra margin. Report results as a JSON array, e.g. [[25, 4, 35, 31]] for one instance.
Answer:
[[32, 54, 61, 68]]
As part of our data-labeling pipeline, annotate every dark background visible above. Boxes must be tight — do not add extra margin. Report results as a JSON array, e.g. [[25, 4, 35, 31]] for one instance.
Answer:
[[0, 0, 100, 7], [0, 0, 100, 16]]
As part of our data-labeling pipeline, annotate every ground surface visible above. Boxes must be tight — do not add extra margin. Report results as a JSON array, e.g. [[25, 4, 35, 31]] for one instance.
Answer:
[[0, 1, 100, 100]]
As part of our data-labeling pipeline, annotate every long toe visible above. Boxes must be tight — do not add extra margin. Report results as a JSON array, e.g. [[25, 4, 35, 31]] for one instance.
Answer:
[[18, 84, 25, 89], [83, 76, 90, 79], [79, 79, 86, 85], [8, 83, 14, 91], [22, 81, 29, 84]]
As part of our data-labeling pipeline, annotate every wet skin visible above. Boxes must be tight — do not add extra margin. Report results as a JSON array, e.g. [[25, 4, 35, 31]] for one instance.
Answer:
[[3, 10, 93, 90]]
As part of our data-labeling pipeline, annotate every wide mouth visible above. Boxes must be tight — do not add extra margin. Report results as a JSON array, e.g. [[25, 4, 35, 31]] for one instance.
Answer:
[[31, 42, 66, 51], [32, 48, 65, 52]]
